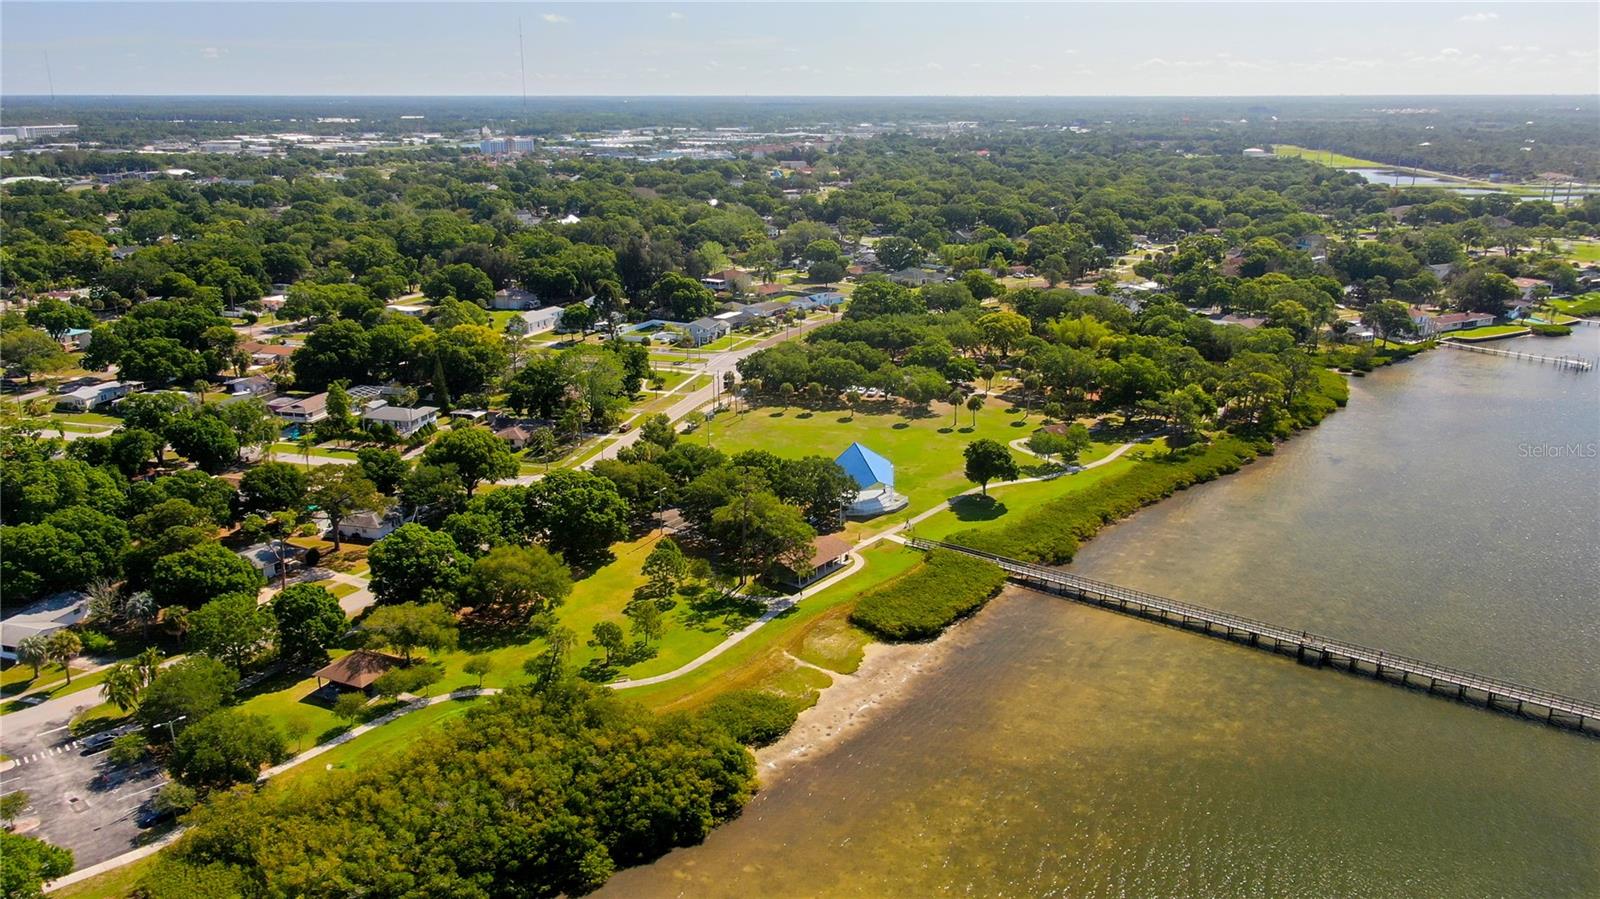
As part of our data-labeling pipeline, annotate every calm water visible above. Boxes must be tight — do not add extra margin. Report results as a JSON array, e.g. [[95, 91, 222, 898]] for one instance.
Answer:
[[604, 331, 1600, 898]]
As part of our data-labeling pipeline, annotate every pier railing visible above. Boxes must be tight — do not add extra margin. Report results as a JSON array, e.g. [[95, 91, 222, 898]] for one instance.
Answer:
[[1437, 339, 1594, 371], [905, 538, 1599, 733]]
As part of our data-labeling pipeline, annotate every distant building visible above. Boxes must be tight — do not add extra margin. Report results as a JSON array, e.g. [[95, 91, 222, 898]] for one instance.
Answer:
[[313, 649, 404, 694], [59, 327, 94, 351], [238, 542, 301, 583], [687, 317, 732, 346], [359, 400, 439, 437], [491, 286, 541, 310], [773, 534, 854, 589], [224, 375, 276, 399], [335, 509, 404, 543], [515, 306, 564, 334], [57, 380, 141, 412], [268, 392, 329, 425], [1242, 147, 1272, 158]]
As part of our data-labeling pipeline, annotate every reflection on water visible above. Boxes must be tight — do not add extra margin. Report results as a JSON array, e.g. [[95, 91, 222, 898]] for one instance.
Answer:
[[603, 333, 1600, 898]]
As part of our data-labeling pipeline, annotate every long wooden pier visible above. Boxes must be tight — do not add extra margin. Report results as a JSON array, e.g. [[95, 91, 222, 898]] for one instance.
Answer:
[[1438, 339, 1594, 371], [906, 538, 1600, 735]]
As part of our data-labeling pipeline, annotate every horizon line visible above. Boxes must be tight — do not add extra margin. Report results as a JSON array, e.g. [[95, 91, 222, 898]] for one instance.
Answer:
[[4, 93, 1598, 100]]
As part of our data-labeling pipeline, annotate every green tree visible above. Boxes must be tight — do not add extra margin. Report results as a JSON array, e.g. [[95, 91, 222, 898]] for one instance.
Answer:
[[1361, 299, 1414, 343], [588, 621, 626, 666], [332, 691, 369, 726], [525, 470, 631, 566], [650, 272, 718, 320], [355, 447, 410, 494], [308, 466, 386, 550], [0, 791, 28, 825], [359, 602, 458, 663], [0, 830, 74, 899], [269, 584, 348, 664], [14, 634, 50, 679], [368, 523, 469, 605], [966, 393, 985, 428], [102, 661, 150, 713], [170, 710, 288, 792], [24, 296, 95, 339], [165, 412, 240, 474], [459, 545, 574, 621], [463, 654, 493, 688], [626, 601, 665, 645], [421, 426, 517, 495], [0, 328, 71, 383], [149, 542, 265, 609], [120, 392, 190, 463], [137, 656, 239, 732], [45, 630, 82, 684], [189, 593, 276, 671], [707, 491, 816, 585], [963, 439, 1018, 496], [237, 461, 309, 516]]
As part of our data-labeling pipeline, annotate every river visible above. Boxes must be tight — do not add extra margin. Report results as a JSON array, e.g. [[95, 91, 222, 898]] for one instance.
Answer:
[[603, 330, 1600, 898]]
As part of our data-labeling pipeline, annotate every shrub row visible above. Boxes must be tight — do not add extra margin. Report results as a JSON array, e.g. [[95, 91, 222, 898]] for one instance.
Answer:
[[1530, 323, 1573, 336], [849, 548, 1008, 641], [947, 437, 1264, 566], [701, 690, 803, 747]]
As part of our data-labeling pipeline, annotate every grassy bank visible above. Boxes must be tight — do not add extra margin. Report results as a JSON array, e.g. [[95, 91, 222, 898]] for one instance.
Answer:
[[849, 548, 1008, 641], [947, 436, 1263, 565]]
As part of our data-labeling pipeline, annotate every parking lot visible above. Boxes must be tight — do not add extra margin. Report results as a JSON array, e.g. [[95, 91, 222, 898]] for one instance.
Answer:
[[1, 710, 168, 869]]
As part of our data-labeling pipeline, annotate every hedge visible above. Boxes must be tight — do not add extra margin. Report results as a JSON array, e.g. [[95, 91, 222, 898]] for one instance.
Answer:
[[849, 548, 1008, 641], [700, 690, 803, 747], [947, 437, 1264, 565], [1530, 323, 1573, 336]]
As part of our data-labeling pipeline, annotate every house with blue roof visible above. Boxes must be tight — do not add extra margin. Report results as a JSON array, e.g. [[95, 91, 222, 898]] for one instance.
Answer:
[[834, 442, 909, 518]]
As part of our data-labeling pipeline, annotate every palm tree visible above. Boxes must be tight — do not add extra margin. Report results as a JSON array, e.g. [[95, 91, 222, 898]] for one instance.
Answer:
[[947, 390, 963, 428], [102, 663, 145, 713], [966, 394, 984, 428], [46, 631, 82, 684], [15, 634, 50, 680], [124, 591, 158, 641], [843, 391, 857, 421], [980, 365, 996, 394], [297, 432, 316, 465], [135, 647, 164, 685]]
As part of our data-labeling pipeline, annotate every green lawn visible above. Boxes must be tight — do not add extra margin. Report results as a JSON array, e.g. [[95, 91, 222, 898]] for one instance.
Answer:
[[1444, 325, 1530, 341], [270, 443, 362, 461], [1559, 242, 1600, 263], [1273, 144, 1385, 169], [698, 395, 1035, 538], [1549, 294, 1600, 317], [2, 665, 109, 715], [621, 542, 924, 713], [265, 695, 484, 791], [911, 447, 1154, 542]]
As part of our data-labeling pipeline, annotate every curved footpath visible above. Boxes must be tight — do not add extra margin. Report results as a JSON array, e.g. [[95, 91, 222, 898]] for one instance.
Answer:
[[45, 438, 1146, 892]]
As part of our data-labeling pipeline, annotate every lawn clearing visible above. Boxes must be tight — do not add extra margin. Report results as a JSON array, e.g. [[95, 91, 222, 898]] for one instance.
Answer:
[[2, 665, 110, 715], [265, 695, 484, 791], [1273, 144, 1385, 169], [697, 395, 1033, 537], [1443, 325, 1530, 341]]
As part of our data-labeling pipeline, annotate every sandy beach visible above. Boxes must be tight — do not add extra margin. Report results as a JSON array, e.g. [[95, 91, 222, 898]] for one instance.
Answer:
[[752, 586, 1024, 784]]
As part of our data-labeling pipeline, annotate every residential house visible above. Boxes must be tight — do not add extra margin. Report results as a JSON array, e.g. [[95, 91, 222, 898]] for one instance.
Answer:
[[789, 291, 845, 312], [335, 509, 404, 543], [57, 379, 141, 412], [1208, 313, 1267, 330], [384, 303, 428, 317], [491, 286, 541, 310], [1429, 311, 1497, 334], [59, 327, 94, 351], [224, 375, 276, 399], [239, 542, 302, 583], [267, 392, 328, 425], [495, 424, 534, 450], [744, 299, 792, 319], [686, 317, 732, 347], [0, 591, 88, 661], [773, 534, 854, 589], [359, 400, 439, 437], [889, 268, 945, 286], [750, 282, 790, 298], [515, 305, 564, 334], [1511, 277, 1551, 301], [241, 341, 297, 368]]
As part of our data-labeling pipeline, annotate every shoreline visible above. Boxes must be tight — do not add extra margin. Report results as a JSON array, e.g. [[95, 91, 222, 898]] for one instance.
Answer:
[[752, 591, 1016, 786]]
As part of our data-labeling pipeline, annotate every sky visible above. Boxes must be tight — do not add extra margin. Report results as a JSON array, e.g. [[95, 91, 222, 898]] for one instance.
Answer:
[[2, 2, 1598, 97]]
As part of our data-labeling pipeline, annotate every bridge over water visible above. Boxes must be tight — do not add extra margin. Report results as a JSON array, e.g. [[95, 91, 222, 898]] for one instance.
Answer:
[[906, 538, 1600, 736]]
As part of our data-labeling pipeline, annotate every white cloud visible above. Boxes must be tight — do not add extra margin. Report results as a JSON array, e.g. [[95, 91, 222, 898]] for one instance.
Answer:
[[200, 47, 222, 59], [541, 13, 569, 24], [668, 11, 684, 20], [1458, 11, 1499, 23]]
